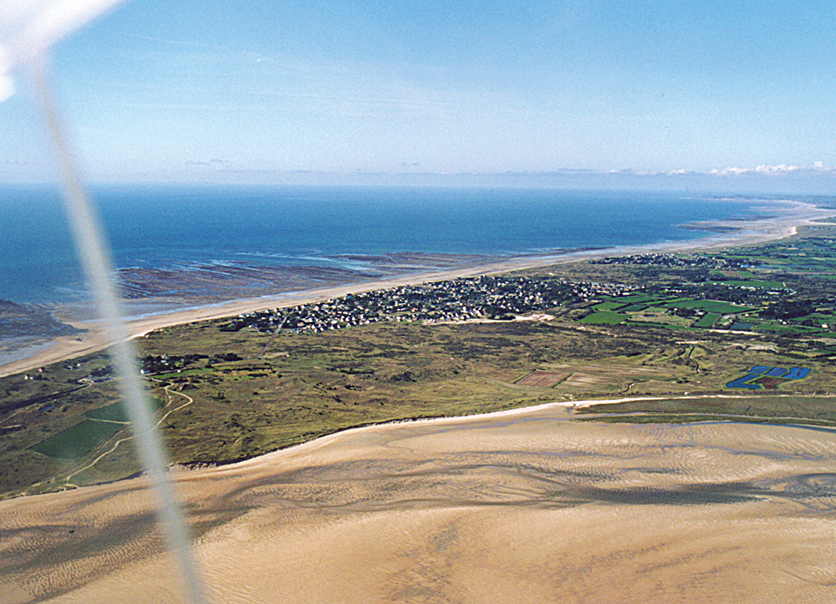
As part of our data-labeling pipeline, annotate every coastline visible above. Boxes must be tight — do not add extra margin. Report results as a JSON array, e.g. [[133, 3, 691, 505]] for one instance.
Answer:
[[4, 200, 836, 602], [1, 198, 833, 379], [3, 394, 836, 603]]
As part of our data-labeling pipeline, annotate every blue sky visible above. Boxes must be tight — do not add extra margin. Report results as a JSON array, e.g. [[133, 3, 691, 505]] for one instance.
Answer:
[[2, 0, 836, 190]]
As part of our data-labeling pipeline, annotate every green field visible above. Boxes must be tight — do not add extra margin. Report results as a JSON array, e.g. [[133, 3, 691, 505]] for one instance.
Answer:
[[619, 303, 653, 311], [694, 312, 721, 328], [84, 398, 163, 422], [579, 311, 627, 325], [591, 301, 625, 311], [798, 314, 836, 326], [84, 402, 130, 422], [29, 419, 126, 460], [667, 300, 756, 314]]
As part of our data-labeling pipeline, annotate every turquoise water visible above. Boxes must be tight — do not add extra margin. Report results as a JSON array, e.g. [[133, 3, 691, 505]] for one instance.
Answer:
[[0, 185, 765, 304]]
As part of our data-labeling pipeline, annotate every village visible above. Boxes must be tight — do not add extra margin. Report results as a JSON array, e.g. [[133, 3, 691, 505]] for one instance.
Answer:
[[591, 251, 752, 270], [218, 274, 640, 335], [103, 243, 834, 379]]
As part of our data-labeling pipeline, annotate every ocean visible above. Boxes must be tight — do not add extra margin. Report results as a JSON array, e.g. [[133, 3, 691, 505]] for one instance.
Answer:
[[0, 185, 768, 306]]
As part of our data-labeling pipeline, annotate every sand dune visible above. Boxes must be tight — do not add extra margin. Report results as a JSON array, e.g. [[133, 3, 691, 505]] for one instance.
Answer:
[[2, 404, 835, 603]]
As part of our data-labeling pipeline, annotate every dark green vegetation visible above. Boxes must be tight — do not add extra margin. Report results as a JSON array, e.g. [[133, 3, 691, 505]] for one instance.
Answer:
[[574, 223, 836, 338], [2, 222, 836, 499], [579, 310, 627, 325], [83, 401, 131, 422], [29, 419, 125, 459]]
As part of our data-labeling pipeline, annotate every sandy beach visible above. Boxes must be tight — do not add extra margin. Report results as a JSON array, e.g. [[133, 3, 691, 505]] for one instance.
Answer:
[[2, 197, 833, 380], [1, 400, 835, 603], [2, 198, 836, 602]]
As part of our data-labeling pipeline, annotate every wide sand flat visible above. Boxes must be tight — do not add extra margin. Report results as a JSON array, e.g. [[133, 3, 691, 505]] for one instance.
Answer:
[[1, 404, 835, 603]]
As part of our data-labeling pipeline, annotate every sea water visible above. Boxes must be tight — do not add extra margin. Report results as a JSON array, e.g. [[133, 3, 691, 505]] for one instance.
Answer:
[[0, 185, 767, 305]]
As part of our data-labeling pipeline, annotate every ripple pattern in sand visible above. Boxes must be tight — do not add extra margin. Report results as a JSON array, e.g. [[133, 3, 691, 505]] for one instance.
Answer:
[[2, 408, 836, 603]]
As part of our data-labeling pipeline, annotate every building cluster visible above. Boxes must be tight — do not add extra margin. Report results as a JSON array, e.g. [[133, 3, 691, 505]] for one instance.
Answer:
[[140, 354, 207, 375], [219, 275, 639, 335], [591, 252, 752, 270], [591, 252, 793, 304]]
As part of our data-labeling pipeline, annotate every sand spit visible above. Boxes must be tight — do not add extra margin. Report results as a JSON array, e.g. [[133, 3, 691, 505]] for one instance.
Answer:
[[2, 198, 834, 379], [1, 403, 835, 603]]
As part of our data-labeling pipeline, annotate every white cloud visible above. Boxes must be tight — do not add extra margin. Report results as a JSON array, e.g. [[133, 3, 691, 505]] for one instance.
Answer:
[[755, 164, 800, 174], [609, 162, 836, 181], [0, 0, 124, 66], [0, 73, 14, 102], [712, 166, 749, 175], [709, 162, 835, 177]]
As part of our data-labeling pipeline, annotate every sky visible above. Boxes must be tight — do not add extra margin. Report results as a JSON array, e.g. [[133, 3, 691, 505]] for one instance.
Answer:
[[2, 0, 836, 191]]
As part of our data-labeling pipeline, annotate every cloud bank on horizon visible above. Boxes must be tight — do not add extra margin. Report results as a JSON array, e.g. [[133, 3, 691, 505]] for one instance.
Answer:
[[1, 0, 835, 193]]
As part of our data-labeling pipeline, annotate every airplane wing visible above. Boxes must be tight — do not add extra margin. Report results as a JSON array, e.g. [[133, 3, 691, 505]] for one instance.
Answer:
[[0, 3, 209, 603], [0, 0, 124, 99]]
